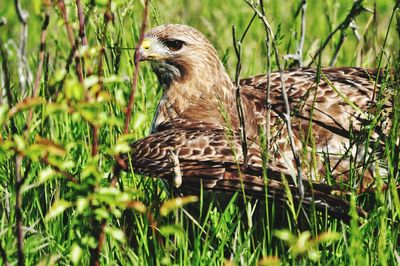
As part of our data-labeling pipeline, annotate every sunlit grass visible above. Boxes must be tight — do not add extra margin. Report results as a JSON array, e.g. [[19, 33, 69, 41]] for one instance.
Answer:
[[0, 0, 399, 265]]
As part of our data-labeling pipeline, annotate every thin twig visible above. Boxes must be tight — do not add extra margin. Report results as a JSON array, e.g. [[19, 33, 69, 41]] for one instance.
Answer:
[[0, 38, 19, 240], [372, 2, 400, 102], [92, 2, 149, 263], [90, 222, 107, 266], [106, 46, 136, 50], [260, 0, 272, 174], [0, 40, 16, 133], [76, 0, 98, 156], [297, 0, 306, 65], [14, 0, 31, 95], [123, 0, 150, 134], [15, 155, 24, 266], [90, 0, 150, 264], [13, 2, 29, 265], [329, 30, 347, 66], [76, 0, 88, 46], [231, 13, 257, 167], [39, 157, 79, 184], [88, 2, 114, 265], [350, 19, 361, 41], [27, 11, 50, 128], [258, 11, 272, 238], [0, 242, 10, 266], [232, 26, 248, 166], [89, 171, 119, 266], [58, 0, 84, 83], [245, 0, 304, 197], [76, 0, 93, 76], [32, 11, 50, 98], [308, 0, 365, 66], [284, 0, 307, 66]]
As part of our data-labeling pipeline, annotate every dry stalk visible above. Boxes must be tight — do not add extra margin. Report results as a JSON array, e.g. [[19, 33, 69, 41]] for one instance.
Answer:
[[123, 0, 150, 134], [27, 11, 50, 128], [88, 1, 115, 265], [284, 0, 307, 66], [58, 0, 84, 82], [245, 0, 304, 197], [308, 0, 365, 67], [39, 157, 79, 184], [13, 1, 30, 265], [231, 14, 256, 167], [15, 0, 31, 95], [90, 0, 150, 265]]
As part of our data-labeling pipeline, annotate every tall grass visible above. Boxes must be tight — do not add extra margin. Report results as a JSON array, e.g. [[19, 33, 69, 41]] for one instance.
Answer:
[[0, 0, 399, 265]]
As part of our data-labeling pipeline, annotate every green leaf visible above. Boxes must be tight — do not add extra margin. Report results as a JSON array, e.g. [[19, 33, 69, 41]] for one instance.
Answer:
[[95, 0, 108, 7], [315, 231, 341, 244], [32, 0, 41, 15], [37, 254, 61, 266], [35, 137, 66, 157], [7, 97, 45, 118], [115, 88, 127, 107], [274, 229, 294, 243], [38, 167, 56, 185], [0, 104, 8, 125], [60, 160, 75, 170], [70, 243, 83, 265], [95, 187, 130, 204], [133, 113, 147, 130], [13, 134, 26, 151], [76, 198, 89, 213], [159, 224, 184, 238], [50, 69, 67, 84], [112, 142, 131, 155], [45, 199, 72, 221], [83, 75, 99, 89], [103, 75, 123, 84], [293, 231, 311, 255], [65, 79, 84, 101], [81, 236, 97, 249], [43, 102, 69, 116], [105, 226, 126, 243], [126, 201, 147, 213], [308, 249, 321, 262], [160, 196, 198, 216], [94, 208, 110, 220], [258, 256, 280, 266]]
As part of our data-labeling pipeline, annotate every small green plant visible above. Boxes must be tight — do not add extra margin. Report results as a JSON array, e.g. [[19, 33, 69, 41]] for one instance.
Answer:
[[0, 0, 399, 265]]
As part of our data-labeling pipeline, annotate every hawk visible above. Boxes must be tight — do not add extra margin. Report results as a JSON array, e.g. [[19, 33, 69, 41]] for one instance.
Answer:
[[125, 24, 396, 218]]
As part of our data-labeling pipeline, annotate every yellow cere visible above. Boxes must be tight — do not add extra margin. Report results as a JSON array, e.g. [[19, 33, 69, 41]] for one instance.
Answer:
[[141, 38, 151, 50]]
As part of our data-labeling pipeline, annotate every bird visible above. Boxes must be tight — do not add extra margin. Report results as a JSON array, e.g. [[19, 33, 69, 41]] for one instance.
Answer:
[[127, 121, 368, 220], [124, 24, 395, 219]]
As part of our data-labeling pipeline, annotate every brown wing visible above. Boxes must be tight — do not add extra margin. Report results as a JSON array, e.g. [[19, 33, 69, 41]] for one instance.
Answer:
[[126, 125, 366, 221], [239, 67, 394, 187], [241, 67, 392, 141]]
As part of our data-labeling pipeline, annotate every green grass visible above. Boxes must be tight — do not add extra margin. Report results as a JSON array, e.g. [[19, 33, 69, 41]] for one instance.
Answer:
[[0, 0, 399, 265]]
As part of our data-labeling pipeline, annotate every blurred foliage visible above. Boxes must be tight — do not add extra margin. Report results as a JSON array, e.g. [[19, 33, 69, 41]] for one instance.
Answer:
[[0, 0, 399, 265]]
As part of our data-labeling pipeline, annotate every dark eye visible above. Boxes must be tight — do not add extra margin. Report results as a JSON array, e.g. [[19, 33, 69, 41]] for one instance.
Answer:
[[164, 40, 184, 51]]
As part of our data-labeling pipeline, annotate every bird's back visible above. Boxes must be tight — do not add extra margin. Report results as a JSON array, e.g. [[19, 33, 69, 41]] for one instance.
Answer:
[[239, 67, 393, 187]]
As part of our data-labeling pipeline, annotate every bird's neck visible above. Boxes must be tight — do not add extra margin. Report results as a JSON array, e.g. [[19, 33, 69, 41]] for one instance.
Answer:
[[151, 64, 237, 132]]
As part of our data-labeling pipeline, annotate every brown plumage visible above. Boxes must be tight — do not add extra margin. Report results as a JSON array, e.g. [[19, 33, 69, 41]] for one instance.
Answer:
[[126, 24, 395, 218], [128, 122, 367, 220]]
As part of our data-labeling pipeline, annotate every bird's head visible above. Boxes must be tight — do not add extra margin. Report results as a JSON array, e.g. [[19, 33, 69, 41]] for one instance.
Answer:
[[138, 24, 231, 90]]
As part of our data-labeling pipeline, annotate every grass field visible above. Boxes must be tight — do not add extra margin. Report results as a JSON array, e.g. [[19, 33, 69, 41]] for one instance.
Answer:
[[1, 0, 400, 265]]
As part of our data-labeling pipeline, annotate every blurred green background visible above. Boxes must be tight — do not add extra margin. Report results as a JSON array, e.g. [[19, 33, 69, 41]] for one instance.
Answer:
[[0, 0, 399, 265]]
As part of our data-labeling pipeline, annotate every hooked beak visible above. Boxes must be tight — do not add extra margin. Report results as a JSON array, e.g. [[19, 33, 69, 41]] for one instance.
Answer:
[[138, 38, 165, 61], [138, 38, 151, 61]]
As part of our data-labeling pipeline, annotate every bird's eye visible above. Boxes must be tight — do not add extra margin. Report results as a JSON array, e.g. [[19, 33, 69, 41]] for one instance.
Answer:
[[164, 40, 184, 51]]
